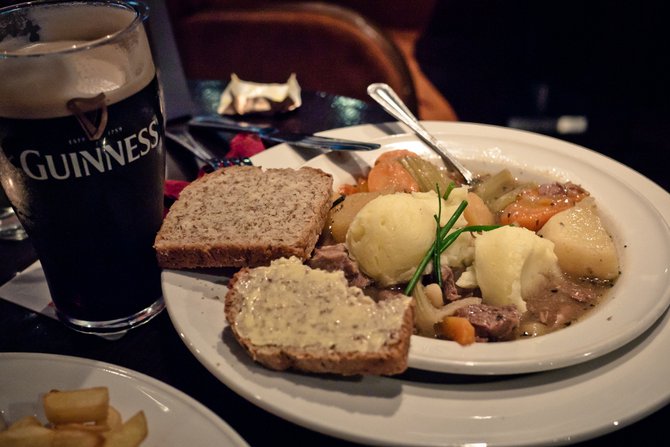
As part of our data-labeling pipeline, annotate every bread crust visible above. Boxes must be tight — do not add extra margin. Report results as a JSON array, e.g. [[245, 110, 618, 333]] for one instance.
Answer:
[[225, 267, 415, 376], [155, 166, 333, 268]]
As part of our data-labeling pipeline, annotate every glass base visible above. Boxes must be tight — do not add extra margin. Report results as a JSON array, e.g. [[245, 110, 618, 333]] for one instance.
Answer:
[[55, 296, 165, 338], [0, 207, 28, 241]]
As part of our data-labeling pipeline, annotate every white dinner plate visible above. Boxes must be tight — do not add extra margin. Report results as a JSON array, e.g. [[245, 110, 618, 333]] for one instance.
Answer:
[[0, 352, 248, 447], [163, 121, 670, 446], [163, 270, 670, 447], [300, 122, 670, 374]]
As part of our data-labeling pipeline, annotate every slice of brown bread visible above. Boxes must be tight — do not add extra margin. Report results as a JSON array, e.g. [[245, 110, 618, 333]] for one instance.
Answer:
[[155, 166, 333, 268], [225, 257, 415, 376]]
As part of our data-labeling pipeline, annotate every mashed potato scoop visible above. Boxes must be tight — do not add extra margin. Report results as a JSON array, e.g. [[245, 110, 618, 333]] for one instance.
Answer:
[[346, 191, 469, 286], [473, 226, 561, 312]]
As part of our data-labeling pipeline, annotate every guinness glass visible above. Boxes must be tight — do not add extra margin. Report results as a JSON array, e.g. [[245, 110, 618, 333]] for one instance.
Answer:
[[0, 1, 165, 335]]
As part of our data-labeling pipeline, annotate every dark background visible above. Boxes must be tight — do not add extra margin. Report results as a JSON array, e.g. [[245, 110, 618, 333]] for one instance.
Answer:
[[416, 1, 669, 192]]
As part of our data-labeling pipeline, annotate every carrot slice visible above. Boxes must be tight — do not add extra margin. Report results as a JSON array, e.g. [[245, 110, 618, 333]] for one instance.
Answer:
[[367, 158, 420, 193], [338, 177, 368, 195], [499, 185, 589, 231], [440, 316, 476, 346], [339, 150, 420, 195]]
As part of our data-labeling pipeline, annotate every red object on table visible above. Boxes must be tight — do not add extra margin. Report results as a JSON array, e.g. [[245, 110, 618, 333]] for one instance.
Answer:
[[228, 133, 265, 158]]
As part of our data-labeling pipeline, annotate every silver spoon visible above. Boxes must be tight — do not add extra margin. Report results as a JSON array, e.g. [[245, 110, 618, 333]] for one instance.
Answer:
[[367, 83, 474, 185]]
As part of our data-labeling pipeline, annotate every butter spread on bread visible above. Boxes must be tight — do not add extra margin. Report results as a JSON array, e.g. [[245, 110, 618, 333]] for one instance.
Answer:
[[225, 257, 414, 375]]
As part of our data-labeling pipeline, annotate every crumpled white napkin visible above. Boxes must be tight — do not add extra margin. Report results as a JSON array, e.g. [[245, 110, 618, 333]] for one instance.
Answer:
[[0, 261, 56, 319], [217, 73, 302, 115]]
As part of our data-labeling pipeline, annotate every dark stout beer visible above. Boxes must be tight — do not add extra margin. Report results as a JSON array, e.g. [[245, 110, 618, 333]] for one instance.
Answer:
[[0, 1, 165, 333]]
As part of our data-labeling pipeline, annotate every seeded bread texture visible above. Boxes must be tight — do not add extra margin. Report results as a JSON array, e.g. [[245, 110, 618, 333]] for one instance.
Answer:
[[225, 263, 415, 376], [154, 166, 333, 268]]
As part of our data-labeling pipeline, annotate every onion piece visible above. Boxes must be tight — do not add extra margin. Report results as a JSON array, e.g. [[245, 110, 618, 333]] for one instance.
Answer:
[[413, 282, 481, 336]]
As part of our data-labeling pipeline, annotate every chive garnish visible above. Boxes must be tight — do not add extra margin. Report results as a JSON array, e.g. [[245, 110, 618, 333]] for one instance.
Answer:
[[433, 184, 445, 287], [403, 190, 501, 296]]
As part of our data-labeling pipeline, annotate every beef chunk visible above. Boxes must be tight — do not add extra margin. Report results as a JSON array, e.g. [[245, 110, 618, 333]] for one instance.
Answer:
[[440, 265, 461, 302], [308, 243, 373, 289], [454, 303, 521, 341]]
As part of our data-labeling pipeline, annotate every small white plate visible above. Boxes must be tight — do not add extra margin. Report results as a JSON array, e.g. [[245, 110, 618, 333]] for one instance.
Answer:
[[302, 122, 670, 374], [0, 352, 248, 447]]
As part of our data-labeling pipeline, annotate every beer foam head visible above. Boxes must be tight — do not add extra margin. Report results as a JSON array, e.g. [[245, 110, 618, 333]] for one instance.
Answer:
[[0, 2, 155, 119]]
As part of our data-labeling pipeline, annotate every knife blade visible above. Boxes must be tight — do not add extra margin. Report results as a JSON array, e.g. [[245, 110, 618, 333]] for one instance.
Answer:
[[188, 116, 380, 151]]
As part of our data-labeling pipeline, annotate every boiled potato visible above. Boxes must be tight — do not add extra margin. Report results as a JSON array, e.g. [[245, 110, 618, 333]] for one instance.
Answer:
[[1, 388, 147, 447], [52, 429, 102, 447], [0, 425, 54, 447], [538, 197, 619, 280], [102, 411, 147, 447], [328, 192, 381, 243], [473, 225, 561, 312], [104, 407, 123, 432], [5, 416, 41, 430], [463, 192, 495, 226], [43, 387, 109, 425]]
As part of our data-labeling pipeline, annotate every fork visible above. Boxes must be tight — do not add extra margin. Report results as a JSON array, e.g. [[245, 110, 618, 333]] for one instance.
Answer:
[[165, 127, 253, 168]]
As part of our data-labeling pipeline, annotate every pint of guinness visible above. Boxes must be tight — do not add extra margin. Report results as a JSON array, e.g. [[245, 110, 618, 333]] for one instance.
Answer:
[[0, 1, 166, 335]]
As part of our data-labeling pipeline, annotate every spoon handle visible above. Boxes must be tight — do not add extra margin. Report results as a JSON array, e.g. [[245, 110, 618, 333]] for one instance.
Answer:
[[367, 83, 474, 184]]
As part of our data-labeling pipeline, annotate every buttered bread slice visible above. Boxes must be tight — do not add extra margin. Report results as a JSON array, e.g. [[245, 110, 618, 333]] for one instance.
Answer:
[[225, 257, 414, 376], [155, 166, 333, 268]]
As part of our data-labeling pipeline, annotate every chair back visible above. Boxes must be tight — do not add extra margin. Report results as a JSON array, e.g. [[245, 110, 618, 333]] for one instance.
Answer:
[[165, 1, 418, 113]]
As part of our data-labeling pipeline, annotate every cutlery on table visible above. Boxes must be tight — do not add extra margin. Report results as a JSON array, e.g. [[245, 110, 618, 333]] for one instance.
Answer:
[[367, 83, 474, 185], [188, 115, 381, 152], [165, 128, 253, 169]]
